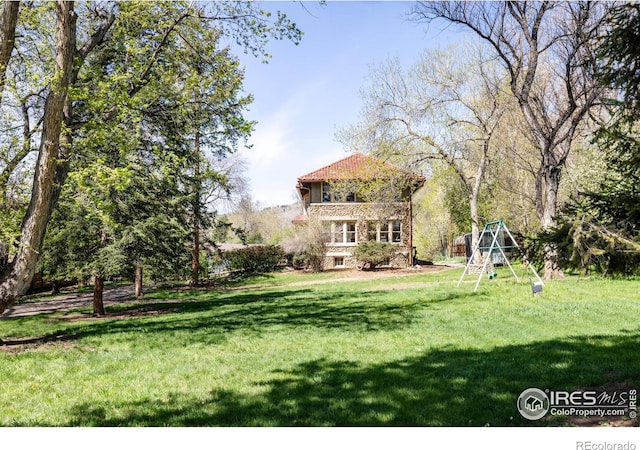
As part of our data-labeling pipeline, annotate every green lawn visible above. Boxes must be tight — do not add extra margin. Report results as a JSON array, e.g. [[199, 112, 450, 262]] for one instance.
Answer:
[[1, 267, 639, 426]]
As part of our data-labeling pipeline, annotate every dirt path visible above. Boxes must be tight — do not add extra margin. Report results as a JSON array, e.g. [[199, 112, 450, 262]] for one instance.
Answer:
[[0, 284, 136, 319]]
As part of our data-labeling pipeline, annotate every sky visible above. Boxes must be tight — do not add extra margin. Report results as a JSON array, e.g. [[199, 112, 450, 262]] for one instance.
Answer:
[[232, 1, 463, 208]]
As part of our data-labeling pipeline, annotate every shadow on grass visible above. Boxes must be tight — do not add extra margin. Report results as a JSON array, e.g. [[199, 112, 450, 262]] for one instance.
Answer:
[[44, 331, 640, 426], [33, 287, 481, 346]]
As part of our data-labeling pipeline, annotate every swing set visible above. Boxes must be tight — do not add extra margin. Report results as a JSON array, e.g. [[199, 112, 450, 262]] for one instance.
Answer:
[[457, 220, 544, 294]]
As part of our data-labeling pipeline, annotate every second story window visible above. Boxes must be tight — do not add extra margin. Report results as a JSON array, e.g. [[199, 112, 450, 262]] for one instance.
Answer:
[[321, 182, 356, 203], [322, 183, 331, 202]]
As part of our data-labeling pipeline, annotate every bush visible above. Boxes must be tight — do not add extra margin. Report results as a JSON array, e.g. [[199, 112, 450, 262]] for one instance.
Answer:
[[224, 245, 285, 276], [353, 241, 397, 270], [280, 223, 326, 272]]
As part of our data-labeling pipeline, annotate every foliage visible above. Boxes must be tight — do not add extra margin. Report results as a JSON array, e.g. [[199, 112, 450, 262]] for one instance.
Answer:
[[39, 158, 192, 284], [0, 0, 302, 309], [597, 3, 640, 113], [352, 241, 397, 270], [413, 2, 610, 279], [527, 198, 640, 276], [589, 2, 640, 234], [223, 245, 285, 276], [296, 242, 326, 273], [337, 44, 513, 258]]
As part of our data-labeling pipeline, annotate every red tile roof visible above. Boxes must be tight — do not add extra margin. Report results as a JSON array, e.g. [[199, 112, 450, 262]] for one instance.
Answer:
[[297, 153, 423, 183]]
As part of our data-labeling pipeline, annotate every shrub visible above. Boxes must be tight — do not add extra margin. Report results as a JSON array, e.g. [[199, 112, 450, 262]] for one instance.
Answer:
[[280, 222, 326, 272], [224, 245, 285, 276], [353, 241, 397, 270]]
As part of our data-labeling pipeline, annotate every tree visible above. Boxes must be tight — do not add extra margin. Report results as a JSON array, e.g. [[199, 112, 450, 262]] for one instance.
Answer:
[[538, 2, 640, 276], [594, 1, 640, 188], [411, 163, 456, 260], [597, 3, 640, 115], [338, 45, 510, 259], [40, 157, 191, 314], [413, 1, 610, 278], [281, 220, 326, 273], [0, 1, 301, 314], [0, 1, 76, 313], [173, 23, 253, 285], [40, 4, 256, 313], [0, 1, 19, 105]]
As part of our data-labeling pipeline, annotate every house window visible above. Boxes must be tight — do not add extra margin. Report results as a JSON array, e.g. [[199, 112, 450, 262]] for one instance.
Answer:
[[322, 221, 333, 243], [368, 223, 379, 242], [380, 223, 390, 242], [334, 257, 345, 267], [346, 222, 356, 243], [321, 182, 355, 203], [325, 221, 358, 244], [368, 221, 403, 244], [322, 183, 331, 202], [392, 221, 402, 243], [332, 222, 343, 243]]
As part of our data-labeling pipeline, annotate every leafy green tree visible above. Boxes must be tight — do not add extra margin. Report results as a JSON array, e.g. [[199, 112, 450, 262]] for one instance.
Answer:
[[411, 164, 454, 260], [0, 1, 301, 313], [41, 157, 191, 314], [592, 1, 640, 228], [41, 6, 256, 313]]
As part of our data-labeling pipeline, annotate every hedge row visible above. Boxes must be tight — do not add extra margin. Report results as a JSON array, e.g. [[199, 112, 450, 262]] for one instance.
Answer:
[[223, 245, 285, 276]]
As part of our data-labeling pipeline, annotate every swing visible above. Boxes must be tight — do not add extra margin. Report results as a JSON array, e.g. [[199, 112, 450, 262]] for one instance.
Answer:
[[457, 220, 544, 293]]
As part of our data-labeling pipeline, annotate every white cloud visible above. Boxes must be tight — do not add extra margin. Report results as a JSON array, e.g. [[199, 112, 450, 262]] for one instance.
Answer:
[[239, 73, 350, 207]]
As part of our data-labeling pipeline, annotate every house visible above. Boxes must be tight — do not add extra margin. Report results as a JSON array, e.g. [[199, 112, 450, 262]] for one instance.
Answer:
[[525, 395, 544, 412], [295, 153, 425, 270]]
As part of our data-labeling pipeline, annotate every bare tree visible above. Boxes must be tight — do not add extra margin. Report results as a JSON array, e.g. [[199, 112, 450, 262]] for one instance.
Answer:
[[413, 1, 609, 278], [338, 45, 510, 257]]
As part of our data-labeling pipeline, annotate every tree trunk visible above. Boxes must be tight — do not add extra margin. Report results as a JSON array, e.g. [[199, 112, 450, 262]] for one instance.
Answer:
[[0, 1, 19, 105], [540, 165, 565, 280], [134, 265, 143, 297], [0, 1, 76, 314], [191, 129, 201, 285], [0, 242, 7, 270], [51, 280, 60, 295], [469, 191, 481, 264], [93, 274, 105, 316]]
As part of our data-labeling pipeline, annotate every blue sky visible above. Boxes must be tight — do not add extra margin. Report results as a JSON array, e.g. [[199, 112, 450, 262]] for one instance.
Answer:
[[233, 1, 462, 207]]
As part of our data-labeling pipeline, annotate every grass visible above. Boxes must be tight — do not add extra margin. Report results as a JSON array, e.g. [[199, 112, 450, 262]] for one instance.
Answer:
[[0, 267, 639, 426]]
